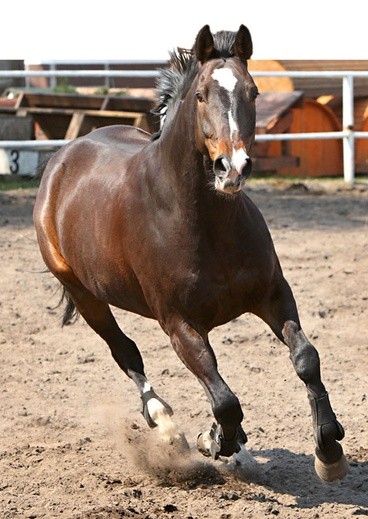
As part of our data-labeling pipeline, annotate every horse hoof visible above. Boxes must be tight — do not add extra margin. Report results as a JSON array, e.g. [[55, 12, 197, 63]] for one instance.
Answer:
[[197, 431, 213, 458], [197, 423, 247, 459], [314, 454, 349, 482]]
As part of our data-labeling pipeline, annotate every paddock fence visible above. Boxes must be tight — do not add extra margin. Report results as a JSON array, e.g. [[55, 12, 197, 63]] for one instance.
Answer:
[[1, 68, 368, 185]]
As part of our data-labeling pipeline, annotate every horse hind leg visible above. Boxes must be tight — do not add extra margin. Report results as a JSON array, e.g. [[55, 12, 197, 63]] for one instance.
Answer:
[[139, 379, 189, 451], [34, 207, 187, 448], [50, 265, 189, 452]]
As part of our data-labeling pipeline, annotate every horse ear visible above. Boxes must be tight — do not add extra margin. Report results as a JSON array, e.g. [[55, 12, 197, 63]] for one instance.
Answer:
[[233, 24, 253, 62], [194, 25, 215, 63]]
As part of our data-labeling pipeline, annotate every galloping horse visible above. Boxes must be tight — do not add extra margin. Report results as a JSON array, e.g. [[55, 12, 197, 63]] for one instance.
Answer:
[[33, 25, 348, 482]]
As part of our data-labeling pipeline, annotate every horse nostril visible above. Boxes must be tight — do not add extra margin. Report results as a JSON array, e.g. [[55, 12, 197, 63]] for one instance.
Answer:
[[241, 158, 253, 179], [214, 155, 231, 177]]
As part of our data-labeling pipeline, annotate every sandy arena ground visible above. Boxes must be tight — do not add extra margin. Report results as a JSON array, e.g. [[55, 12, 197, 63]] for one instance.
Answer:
[[0, 177, 367, 518]]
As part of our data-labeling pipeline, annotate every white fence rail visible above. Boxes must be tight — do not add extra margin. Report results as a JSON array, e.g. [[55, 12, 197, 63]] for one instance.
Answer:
[[1, 68, 368, 185]]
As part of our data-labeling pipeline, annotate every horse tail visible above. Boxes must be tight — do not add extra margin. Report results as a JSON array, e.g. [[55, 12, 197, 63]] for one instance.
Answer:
[[60, 287, 79, 326]]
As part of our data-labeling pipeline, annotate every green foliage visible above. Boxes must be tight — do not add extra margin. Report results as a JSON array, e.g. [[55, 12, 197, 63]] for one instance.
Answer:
[[0, 176, 40, 191], [53, 78, 77, 94], [94, 86, 109, 95], [94, 87, 128, 96], [113, 89, 128, 97]]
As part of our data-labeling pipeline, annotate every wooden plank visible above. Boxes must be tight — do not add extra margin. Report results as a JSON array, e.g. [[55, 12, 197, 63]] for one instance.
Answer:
[[69, 114, 140, 138], [17, 106, 76, 116], [100, 96, 110, 111], [30, 113, 71, 139], [17, 92, 104, 110], [15, 108, 141, 139], [63, 110, 148, 139], [15, 106, 159, 137], [17, 107, 142, 117], [12, 92, 158, 129], [102, 96, 155, 113], [16, 92, 156, 112], [65, 112, 86, 140]]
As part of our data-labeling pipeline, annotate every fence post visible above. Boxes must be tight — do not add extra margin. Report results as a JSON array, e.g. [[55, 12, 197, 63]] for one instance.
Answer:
[[104, 63, 110, 89], [342, 74, 355, 186], [49, 63, 57, 90]]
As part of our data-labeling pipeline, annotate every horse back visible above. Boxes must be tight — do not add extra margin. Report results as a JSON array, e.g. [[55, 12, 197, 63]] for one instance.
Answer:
[[35, 124, 151, 217], [84, 125, 151, 153]]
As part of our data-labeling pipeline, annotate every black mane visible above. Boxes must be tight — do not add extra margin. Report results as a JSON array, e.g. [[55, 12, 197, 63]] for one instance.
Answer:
[[151, 30, 239, 139], [153, 47, 196, 120]]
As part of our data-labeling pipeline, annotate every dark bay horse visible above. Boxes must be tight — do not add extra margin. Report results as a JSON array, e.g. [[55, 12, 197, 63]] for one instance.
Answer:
[[33, 24, 348, 482]]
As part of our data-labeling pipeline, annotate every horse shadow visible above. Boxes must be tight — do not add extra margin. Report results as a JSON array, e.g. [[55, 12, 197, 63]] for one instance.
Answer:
[[244, 447, 368, 511], [150, 437, 367, 514]]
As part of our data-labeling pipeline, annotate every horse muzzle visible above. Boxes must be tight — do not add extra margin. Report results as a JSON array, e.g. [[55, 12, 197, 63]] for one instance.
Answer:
[[213, 154, 252, 195]]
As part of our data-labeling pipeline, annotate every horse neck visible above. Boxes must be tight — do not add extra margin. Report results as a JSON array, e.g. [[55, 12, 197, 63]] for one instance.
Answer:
[[156, 97, 205, 189], [153, 99, 244, 232]]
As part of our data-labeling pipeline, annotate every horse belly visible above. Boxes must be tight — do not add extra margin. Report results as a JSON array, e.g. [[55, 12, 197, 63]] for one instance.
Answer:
[[59, 224, 155, 318]]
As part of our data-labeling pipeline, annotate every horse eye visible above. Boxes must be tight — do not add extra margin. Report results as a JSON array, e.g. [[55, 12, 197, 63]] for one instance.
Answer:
[[196, 91, 204, 102], [251, 87, 259, 101]]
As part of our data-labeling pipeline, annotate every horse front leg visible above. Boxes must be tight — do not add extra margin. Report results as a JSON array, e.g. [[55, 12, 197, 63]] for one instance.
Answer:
[[282, 320, 348, 481], [168, 319, 247, 459], [256, 277, 348, 482]]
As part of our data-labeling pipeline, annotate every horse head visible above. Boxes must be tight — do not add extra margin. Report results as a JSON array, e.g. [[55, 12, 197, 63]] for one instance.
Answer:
[[193, 25, 257, 195]]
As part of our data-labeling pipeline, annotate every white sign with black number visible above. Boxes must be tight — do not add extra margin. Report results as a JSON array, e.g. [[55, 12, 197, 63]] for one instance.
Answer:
[[0, 149, 39, 176]]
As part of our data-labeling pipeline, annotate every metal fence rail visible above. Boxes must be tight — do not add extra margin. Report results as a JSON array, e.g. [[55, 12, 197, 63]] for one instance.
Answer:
[[1, 68, 368, 185]]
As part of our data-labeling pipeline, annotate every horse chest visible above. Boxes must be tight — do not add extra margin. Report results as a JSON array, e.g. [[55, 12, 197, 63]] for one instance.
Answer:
[[150, 238, 275, 329], [195, 257, 271, 322], [125, 190, 275, 326]]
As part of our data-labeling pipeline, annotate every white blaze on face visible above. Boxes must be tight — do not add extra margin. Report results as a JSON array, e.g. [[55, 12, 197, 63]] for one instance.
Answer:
[[211, 67, 249, 173], [212, 67, 237, 91]]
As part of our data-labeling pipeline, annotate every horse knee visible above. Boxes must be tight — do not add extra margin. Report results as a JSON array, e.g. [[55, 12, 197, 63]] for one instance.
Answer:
[[292, 343, 320, 383]]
